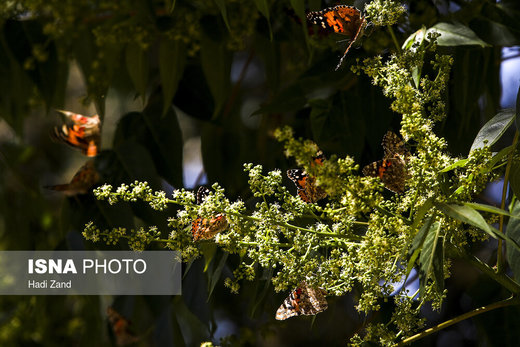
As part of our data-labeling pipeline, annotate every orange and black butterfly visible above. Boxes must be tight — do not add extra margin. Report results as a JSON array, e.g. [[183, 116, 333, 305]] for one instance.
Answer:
[[45, 159, 100, 196], [191, 187, 229, 241], [287, 150, 327, 203], [107, 307, 139, 346], [275, 281, 328, 320], [307, 5, 368, 70], [52, 110, 101, 157], [362, 131, 409, 193]]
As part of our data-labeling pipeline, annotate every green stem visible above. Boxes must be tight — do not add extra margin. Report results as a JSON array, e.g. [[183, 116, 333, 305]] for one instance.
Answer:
[[387, 25, 401, 54], [450, 245, 520, 294], [396, 296, 520, 346], [497, 130, 519, 273]]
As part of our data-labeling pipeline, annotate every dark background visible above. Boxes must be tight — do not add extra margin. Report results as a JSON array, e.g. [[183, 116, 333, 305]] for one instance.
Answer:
[[1, 0, 520, 345]]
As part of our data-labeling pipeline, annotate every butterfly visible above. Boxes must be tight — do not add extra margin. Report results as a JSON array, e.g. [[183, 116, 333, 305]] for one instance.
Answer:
[[107, 307, 139, 346], [191, 186, 229, 241], [307, 5, 367, 70], [45, 159, 100, 196], [52, 110, 101, 157], [287, 150, 327, 203], [275, 281, 328, 320], [362, 131, 409, 193]]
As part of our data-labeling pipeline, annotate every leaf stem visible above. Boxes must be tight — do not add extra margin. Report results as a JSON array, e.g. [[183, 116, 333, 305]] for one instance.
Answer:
[[387, 25, 401, 54], [450, 244, 520, 294], [497, 130, 519, 273], [396, 296, 520, 346]]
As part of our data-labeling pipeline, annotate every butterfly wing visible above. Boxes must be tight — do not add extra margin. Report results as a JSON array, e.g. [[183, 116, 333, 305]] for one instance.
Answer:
[[275, 281, 328, 320], [362, 157, 407, 193], [287, 169, 327, 203], [107, 307, 139, 346], [307, 5, 361, 36], [307, 5, 367, 70], [191, 186, 228, 241], [52, 110, 101, 157], [382, 131, 410, 159], [45, 160, 100, 196]]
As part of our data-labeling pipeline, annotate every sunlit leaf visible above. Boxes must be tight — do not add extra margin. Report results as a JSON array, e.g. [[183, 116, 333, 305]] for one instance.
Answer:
[[464, 202, 519, 219], [470, 109, 516, 152], [428, 22, 490, 47], [418, 221, 443, 297], [436, 202, 493, 235], [407, 216, 434, 276], [439, 159, 468, 172]]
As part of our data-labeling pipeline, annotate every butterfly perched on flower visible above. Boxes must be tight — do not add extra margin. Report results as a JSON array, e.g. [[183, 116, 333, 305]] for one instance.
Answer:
[[107, 307, 139, 346], [45, 159, 100, 196], [191, 186, 229, 241], [287, 150, 327, 203], [52, 110, 101, 157], [307, 5, 367, 70], [275, 281, 328, 320], [362, 131, 409, 193]]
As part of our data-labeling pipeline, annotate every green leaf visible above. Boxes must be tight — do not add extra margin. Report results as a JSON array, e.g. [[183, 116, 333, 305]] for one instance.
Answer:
[[407, 216, 434, 276], [437, 202, 520, 251], [511, 160, 520, 200], [171, 296, 210, 345], [200, 33, 231, 117], [289, 0, 306, 23], [207, 251, 228, 299], [125, 43, 149, 104], [200, 243, 217, 272], [113, 95, 184, 187], [435, 202, 493, 235], [506, 202, 520, 283], [418, 221, 443, 297], [439, 159, 468, 172], [470, 109, 516, 152], [464, 202, 520, 219], [254, 0, 272, 40], [159, 39, 186, 115], [516, 84, 520, 131], [213, 0, 231, 32], [113, 140, 160, 187], [402, 26, 427, 51], [428, 22, 490, 47], [487, 145, 515, 170], [164, 0, 176, 13]]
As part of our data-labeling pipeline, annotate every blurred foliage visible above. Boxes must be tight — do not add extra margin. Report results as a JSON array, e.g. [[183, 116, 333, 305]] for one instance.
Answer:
[[0, 0, 520, 345]]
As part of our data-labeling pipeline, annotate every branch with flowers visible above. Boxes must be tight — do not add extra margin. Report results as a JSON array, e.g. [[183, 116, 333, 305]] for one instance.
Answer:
[[82, 1, 520, 345]]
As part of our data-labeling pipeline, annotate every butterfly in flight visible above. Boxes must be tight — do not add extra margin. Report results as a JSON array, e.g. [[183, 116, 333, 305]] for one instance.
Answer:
[[52, 110, 101, 157], [287, 150, 327, 203], [191, 186, 229, 241], [275, 281, 328, 320], [362, 131, 409, 193], [45, 159, 100, 196], [307, 5, 367, 70], [107, 307, 140, 346]]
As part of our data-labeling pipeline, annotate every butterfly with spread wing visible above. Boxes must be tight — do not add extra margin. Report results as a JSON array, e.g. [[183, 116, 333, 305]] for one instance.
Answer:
[[275, 281, 328, 320], [307, 5, 368, 70], [191, 186, 229, 241], [287, 150, 327, 203], [107, 307, 140, 346], [52, 110, 101, 157], [45, 159, 99, 196], [362, 131, 410, 193]]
